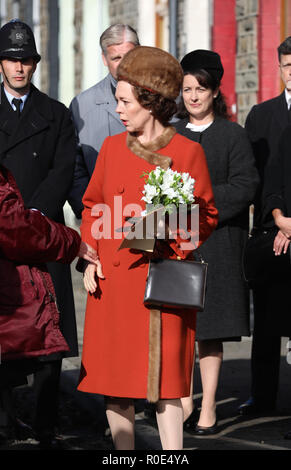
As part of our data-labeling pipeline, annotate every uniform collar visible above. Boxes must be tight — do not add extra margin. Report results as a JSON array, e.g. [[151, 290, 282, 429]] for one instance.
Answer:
[[0, 82, 54, 121], [3, 87, 29, 112]]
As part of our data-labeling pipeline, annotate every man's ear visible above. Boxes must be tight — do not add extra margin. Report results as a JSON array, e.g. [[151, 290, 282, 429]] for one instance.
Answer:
[[102, 53, 108, 68]]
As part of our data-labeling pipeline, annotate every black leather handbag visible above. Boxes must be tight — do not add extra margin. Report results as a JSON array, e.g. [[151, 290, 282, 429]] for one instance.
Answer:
[[243, 227, 290, 287], [144, 256, 208, 311]]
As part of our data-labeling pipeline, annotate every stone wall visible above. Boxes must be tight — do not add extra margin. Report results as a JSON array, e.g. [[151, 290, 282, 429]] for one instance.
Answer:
[[236, 0, 258, 125], [176, 0, 186, 59], [74, 0, 83, 96], [108, 0, 138, 31], [39, 0, 49, 95]]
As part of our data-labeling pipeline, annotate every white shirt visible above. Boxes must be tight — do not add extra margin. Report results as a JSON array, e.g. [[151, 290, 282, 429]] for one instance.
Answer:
[[284, 88, 291, 110], [186, 121, 214, 133], [4, 88, 29, 112]]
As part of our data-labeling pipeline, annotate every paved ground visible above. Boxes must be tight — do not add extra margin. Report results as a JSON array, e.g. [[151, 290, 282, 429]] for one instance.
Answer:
[[2, 255, 291, 454]]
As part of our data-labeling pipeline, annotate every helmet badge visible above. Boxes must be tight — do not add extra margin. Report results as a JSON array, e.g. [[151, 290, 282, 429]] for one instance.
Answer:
[[8, 24, 29, 47]]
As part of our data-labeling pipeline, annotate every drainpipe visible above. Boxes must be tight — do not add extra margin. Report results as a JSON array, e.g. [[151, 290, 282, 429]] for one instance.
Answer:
[[169, 0, 177, 57]]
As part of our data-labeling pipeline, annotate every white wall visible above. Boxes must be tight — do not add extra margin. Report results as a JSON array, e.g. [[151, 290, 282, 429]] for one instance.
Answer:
[[82, 0, 109, 91], [138, 0, 156, 47], [184, 0, 212, 53], [59, 0, 75, 106]]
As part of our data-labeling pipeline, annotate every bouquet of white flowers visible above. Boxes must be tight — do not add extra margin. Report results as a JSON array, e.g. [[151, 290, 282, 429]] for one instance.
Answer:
[[141, 166, 195, 212]]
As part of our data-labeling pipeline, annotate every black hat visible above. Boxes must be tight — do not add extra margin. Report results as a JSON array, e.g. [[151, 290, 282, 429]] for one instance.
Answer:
[[0, 19, 41, 63], [180, 49, 224, 83]]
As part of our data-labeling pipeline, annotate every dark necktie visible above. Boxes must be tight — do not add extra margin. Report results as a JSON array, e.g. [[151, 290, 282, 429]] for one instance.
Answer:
[[12, 98, 22, 117], [111, 83, 117, 101]]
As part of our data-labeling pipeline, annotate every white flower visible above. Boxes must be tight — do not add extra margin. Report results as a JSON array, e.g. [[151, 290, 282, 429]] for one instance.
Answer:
[[141, 167, 195, 211], [153, 167, 162, 179], [162, 171, 175, 187], [141, 183, 159, 204], [161, 186, 179, 199]]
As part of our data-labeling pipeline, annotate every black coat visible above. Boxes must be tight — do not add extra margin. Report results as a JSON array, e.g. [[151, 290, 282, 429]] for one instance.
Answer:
[[245, 92, 291, 336], [174, 117, 259, 340], [263, 124, 291, 219], [260, 125, 291, 336], [245, 91, 290, 228], [0, 84, 79, 357]]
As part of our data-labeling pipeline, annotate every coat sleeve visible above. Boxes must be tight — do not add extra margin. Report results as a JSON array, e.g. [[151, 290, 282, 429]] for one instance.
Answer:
[[211, 123, 259, 225], [80, 137, 108, 253], [67, 98, 92, 219], [0, 173, 81, 265], [27, 104, 77, 220], [262, 128, 288, 223], [168, 143, 218, 258]]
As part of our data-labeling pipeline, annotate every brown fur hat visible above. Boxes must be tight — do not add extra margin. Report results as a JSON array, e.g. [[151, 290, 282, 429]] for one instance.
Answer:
[[117, 46, 183, 100]]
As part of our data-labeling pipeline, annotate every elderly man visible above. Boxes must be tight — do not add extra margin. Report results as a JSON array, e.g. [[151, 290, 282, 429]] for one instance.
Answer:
[[68, 24, 140, 218], [0, 19, 78, 449]]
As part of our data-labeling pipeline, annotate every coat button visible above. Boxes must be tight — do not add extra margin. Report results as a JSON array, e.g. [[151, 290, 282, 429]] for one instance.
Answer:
[[113, 259, 120, 267], [117, 185, 124, 194], [32, 152, 38, 158]]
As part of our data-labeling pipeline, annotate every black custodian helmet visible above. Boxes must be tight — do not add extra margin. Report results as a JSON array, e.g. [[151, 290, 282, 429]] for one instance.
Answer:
[[0, 19, 41, 63]]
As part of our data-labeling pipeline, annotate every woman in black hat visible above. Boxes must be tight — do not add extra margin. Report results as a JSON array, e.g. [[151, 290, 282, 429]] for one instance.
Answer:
[[174, 50, 259, 434]]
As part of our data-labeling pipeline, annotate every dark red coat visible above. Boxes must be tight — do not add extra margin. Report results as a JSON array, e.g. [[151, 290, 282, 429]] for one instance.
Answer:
[[0, 165, 81, 360]]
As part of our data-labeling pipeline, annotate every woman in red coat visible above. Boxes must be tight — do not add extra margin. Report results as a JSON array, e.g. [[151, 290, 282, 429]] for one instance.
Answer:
[[78, 46, 218, 450]]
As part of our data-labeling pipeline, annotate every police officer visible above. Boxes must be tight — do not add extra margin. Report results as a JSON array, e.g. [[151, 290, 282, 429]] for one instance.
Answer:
[[0, 19, 78, 449]]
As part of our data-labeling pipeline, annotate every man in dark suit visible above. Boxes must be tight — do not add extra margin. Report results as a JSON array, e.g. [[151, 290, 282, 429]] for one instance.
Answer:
[[239, 36, 291, 416], [0, 19, 78, 448]]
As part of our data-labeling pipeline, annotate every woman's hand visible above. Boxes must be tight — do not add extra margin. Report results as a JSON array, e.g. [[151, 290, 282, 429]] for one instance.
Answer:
[[272, 209, 291, 239], [273, 230, 290, 256], [78, 241, 98, 264], [83, 259, 105, 294]]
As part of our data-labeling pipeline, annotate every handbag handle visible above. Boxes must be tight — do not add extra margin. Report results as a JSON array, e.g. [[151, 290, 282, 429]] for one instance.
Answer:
[[176, 250, 205, 263], [193, 249, 205, 264]]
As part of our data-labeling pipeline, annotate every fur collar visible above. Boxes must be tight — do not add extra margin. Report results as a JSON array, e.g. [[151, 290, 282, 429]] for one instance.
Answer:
[[127, 126, 176, 170]]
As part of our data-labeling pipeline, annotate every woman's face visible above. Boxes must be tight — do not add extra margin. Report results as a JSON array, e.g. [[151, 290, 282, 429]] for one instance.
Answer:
[[115, 80, 152, 134], [182, 74, 217, 122]]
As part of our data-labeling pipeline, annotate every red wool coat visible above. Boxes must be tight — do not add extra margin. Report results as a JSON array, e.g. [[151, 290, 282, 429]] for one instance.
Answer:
[[0, 165, 81, 361], [78, 131, 218, 399]]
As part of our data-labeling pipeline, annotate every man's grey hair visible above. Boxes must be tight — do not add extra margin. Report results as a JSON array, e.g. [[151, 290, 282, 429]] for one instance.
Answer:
[[100, 24, 140, 55]]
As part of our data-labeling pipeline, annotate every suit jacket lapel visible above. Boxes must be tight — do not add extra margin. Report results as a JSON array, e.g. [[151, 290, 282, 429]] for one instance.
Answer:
[[273, 91, 289, 130]]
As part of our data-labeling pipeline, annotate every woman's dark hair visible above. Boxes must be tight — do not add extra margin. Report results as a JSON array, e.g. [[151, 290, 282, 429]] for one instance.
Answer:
[[133, 86, 177, 126], [176, 69, 231, 120]]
